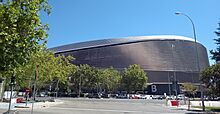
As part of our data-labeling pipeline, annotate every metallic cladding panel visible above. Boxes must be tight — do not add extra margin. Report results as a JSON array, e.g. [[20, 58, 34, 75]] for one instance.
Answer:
[[55, 39, 209, 83], [50, 35, 196, 53]]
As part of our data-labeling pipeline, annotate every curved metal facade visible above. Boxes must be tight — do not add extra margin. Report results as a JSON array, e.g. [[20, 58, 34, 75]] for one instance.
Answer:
[[51, 35, 209, 84]]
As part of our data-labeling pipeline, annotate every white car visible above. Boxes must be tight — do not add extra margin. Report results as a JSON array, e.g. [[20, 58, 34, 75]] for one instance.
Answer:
[[141, 95, 152, 99], [3, 91, 17, 100], [130, 94, 141, 99], [177, 94, 188, 100]]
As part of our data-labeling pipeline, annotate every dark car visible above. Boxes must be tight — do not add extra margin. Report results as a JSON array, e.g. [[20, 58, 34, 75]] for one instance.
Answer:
[[88, 93, 101, 99], [101, 93, 110, 98], [152, 95, 165, 100], [116, 94, 128, 99]]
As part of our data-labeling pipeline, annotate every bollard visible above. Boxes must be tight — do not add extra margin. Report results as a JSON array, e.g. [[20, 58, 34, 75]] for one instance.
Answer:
[[170, 100, 179, 106]]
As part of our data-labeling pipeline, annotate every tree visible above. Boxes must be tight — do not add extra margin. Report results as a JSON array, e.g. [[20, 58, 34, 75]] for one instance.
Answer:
[[210, 22, 220, 62], [0, 0, 50, 77], [121, 64, 147, 93], [204, 21, 220, 98], [69, 64, 101, 93], [201, 63, 220, 97], [79, 64, 100, 91], [181, 83, 197, 98], [15, 49, 76, 91], [99, 67, 121, 93]]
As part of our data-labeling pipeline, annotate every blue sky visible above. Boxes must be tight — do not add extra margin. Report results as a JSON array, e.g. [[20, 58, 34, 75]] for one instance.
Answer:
[[43, 0, 220, 64]]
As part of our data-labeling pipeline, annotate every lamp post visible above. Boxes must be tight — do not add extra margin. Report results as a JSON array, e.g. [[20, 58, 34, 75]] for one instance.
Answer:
[[175, 11, 205, 111], [79, 74, 81, 97], [171, 44, 178, 99], [31, 64, 39, 114], [7, 74, 16, 113]]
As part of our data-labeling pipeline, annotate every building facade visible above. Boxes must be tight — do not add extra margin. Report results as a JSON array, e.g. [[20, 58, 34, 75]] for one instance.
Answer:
[[51, 35, 209, 95]]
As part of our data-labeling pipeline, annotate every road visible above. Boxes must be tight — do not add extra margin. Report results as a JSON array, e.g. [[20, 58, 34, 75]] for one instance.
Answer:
[[1, 98, 196, 114]]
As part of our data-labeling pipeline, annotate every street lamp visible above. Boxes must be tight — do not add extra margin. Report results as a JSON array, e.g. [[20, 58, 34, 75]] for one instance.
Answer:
[[7, 74, 16, 113], [175, 11, 205, 111]]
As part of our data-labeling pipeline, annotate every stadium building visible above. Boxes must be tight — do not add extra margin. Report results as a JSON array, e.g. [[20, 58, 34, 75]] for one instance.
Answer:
[[50, 35, 209, 95]]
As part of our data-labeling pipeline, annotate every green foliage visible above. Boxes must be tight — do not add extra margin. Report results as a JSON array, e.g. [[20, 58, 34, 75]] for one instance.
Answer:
[[201, 63, 220, 97], [78, 64, 100, 89], [69, 64, 147, 94], [210, 22, 220, 62], [181, 82, 197, 97], [0, 0, 50, 74], [15, 49, 76, 89], [99, 67, 121, 92], [69, 64, 100, 92], [69, 65, 121, 93], [121, 64, 147, 93]]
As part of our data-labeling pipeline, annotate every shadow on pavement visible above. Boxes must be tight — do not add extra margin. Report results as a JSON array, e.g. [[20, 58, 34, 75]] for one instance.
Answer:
[[185, 110, 219, 114], [209, 109, 220, 112]]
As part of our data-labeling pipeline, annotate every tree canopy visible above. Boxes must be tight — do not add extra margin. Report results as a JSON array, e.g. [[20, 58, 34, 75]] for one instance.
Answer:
[[99, 67, 121, 92], [210, 22, 220, 62], [201, 21, 220, 97], [181, 82, 197, 98], [121, 64, 147, 93], [69, 64, 147, 94], [201, 63, 220, 97], [15, 49, 76, 90], [0, 0, 50, 75], [69, 64, 101, 93]]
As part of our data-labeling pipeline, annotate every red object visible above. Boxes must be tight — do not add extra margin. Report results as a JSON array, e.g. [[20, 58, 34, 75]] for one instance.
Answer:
[[170, 100, 179, 106], [25, 88, 31, 93], [132, 96, 139, 99], [16, 98, 23, 103]]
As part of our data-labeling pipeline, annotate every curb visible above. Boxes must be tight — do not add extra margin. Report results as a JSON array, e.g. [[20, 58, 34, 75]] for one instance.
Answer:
[[2, 110, 19, 114], [14, 101, 63, 109]]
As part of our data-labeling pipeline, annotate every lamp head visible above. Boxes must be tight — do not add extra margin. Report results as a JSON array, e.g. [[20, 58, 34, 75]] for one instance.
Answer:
[[175, 11, 181, 15]]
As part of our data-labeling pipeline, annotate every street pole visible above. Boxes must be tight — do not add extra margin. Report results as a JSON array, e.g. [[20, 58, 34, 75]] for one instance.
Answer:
[[168, 74, 171, 96], [78, 73, 81, 98], [175, 11, 205, 111], [171, 44, 178, 98], [8, 84, 13, 113], [7, 74, 15, 113], [31, 65, 38, 114], [56, 80, 59, 98]]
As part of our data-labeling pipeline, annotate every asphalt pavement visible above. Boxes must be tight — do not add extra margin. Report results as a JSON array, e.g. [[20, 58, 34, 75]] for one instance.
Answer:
[[0, 98, 209, 114]]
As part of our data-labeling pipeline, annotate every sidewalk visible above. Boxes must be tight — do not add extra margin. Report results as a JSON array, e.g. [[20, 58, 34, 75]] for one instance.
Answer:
[[15, 99, 63, 109], [0, 99, 63, 110], [176, 105, 202, 111], [169, 105, 219, 114]]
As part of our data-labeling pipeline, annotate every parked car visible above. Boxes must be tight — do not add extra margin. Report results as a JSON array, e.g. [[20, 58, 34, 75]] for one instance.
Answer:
[[166, 95, 176, 100], [177, 94, 188, 100], [3, 91, 17, 100], [116, 94, 128, 99], [101, 93, 110, 98], [88, 93, 101, 99], [140, 95, 153, 99], [39, 92, 47, 97], [130, 94, 141, 99], [110, 94, 118, 98], [152, 95, 165, 100]]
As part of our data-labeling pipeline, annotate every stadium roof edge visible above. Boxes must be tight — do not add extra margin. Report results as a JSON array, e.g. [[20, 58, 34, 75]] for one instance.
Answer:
[[49, 35, 200, 53]]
